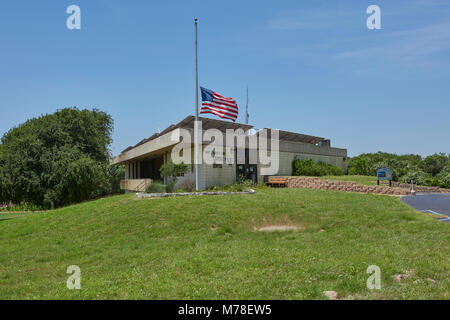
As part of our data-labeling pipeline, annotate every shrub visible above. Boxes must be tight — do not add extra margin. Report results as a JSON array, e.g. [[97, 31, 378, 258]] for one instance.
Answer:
[[439, 173, 450, 188], [420, 153, 448, 176], [400, 171, 428, 185], [241, 179, 255, 187], [292, 158, 343, 177], [423, 177, 441, 187], [236, 174, 246, 184], [145, 181, 167, 193], [0, 202, 43, 212], [106, 165, 125, 195], [348, 157, 370, 175]]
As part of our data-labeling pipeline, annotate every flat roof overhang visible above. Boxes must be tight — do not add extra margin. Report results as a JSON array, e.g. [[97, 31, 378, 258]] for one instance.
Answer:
[[110, 128, 183, 165], [111, 115, 254, 166]]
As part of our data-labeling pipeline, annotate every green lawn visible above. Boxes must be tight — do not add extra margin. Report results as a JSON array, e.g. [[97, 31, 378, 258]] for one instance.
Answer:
[[0, 188, 448, 299], [320, 175, 380, 186], [0, 212, 37, 221]]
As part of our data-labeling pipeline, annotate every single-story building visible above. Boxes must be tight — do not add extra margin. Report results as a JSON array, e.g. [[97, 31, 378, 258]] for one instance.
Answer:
[[110, 115, 348, 191]]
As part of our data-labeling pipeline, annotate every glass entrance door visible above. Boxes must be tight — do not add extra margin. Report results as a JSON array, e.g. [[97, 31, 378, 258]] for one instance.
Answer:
[[236, 149, 257, 183]]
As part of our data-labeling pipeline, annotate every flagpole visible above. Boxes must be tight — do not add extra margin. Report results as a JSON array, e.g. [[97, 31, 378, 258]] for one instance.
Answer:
[[194, 18, 200, 190], [245, 85, 249, 125]]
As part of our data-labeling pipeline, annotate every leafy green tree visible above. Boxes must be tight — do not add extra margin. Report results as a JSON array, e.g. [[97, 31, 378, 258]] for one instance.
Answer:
[[420, 153, 448, 176], [106, 165, 125, 195], [348, 157, 370, 175], [400, 170, 428, 185], [0, 107, 122, 208], [439, 173, 450, 188]]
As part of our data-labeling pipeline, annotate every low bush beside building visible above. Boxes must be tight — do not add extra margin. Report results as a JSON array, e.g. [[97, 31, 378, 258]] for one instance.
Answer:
[[292, 158, 344, 177]]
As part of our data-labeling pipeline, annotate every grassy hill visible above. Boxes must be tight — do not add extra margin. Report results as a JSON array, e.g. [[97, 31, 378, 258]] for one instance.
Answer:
[[0, 188, 448, 299], [320, 175, 380, 186]]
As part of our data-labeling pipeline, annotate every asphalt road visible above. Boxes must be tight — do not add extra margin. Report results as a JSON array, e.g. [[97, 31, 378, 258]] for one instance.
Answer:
[[401, 193, 450, 222]]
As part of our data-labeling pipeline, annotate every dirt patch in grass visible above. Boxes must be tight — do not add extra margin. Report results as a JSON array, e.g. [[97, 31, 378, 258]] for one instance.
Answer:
[[252, 214, 305, 232], [323, 290, 339, 300], [393, 270, 414, 282], [256, 225, 303, 232]]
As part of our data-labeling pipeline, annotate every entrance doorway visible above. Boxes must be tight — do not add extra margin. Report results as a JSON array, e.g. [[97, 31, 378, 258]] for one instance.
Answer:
[[236, 149, 257, 184]]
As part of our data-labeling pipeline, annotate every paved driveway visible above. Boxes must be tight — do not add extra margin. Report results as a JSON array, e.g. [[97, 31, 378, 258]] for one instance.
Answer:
[[401, 193, 450, 222]]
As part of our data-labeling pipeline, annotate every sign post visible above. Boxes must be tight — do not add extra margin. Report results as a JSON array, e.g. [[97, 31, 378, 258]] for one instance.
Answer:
[[376, 167, 393, 187]]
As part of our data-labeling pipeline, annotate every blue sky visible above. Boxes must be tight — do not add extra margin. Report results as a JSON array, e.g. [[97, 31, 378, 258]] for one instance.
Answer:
[[1, 0, 449, 157]]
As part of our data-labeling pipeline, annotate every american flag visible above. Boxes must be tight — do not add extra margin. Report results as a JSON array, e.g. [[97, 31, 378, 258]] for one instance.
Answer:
[[200, 87, 238, 122]]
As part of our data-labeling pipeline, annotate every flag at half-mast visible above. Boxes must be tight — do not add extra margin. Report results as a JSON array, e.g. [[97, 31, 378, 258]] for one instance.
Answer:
[[200, 87, 238, 122]]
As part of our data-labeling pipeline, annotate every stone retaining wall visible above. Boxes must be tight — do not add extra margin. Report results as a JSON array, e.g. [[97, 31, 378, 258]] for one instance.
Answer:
[[387, 181, 450, 194], [285, 177, 410, 195]]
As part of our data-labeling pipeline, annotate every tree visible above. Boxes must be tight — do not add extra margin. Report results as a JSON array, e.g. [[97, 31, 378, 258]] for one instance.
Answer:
[[0, 107, 122, 208], [159, 162, 189, 192], [400, 170, 428, 185], [348, 157, 370, 175], [439, 173, 450, 188], [420, 153, 448, 176]]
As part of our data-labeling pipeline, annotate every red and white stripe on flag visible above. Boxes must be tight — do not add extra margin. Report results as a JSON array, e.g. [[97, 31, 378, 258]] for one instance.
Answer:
[[200, 89, 238, 122]]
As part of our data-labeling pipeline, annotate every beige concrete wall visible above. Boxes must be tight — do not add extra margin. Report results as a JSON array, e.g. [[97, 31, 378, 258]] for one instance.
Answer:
[[120, 179, 152, 192], [172, 145, 237, 190], [257, 151, 347, 182], [174, 166, 196, 189], [278, 140, 347, 157], [198, 163, 236, 189], [124, 163, 130, 179]]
